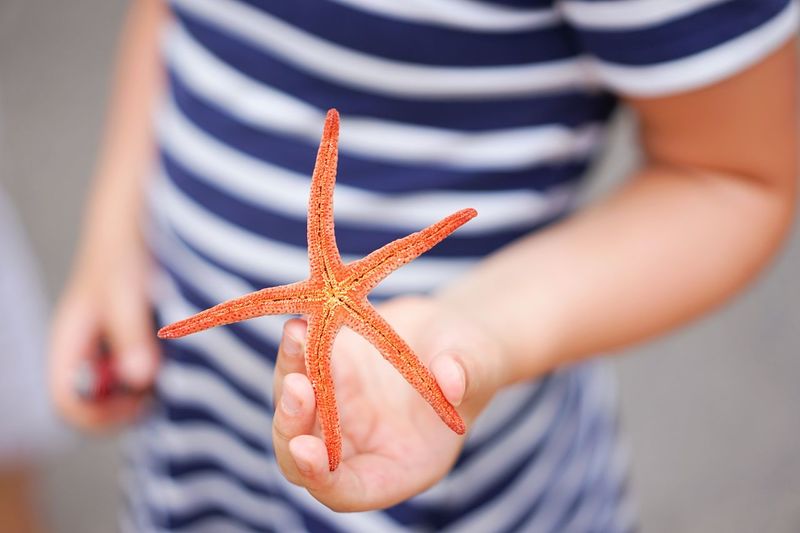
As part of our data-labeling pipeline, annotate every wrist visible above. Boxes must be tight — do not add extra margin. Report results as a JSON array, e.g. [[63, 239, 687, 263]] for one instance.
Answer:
[[434, 277, 566, 387], [76, 176, 149, 276]]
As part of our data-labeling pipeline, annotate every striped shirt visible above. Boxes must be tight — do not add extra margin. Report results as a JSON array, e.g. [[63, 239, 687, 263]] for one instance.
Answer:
[[125, 1, 798, 531]]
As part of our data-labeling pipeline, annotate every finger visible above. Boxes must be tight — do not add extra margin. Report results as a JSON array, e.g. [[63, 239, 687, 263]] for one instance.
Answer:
[[430, 351, 476, 407], [76, 394, 150, 432], [430, 342, 508, 421], [287, 438, 420, 512], [431, 347, 500, 414], [430, 350, 467, 407], [104, 272, 160, 390], [273, 318, 308, 405], [272, 372, 317, 485], [49, 291, 147, 430]]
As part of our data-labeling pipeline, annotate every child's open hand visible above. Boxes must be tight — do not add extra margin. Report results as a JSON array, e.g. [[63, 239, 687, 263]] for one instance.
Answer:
[[271, 295, 507, 511]]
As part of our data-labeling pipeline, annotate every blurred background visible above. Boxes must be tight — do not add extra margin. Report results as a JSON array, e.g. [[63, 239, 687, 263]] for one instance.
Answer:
[[0, 1, 798, 532]]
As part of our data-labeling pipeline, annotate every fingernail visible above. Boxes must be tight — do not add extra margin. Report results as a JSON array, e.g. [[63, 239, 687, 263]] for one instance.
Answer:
[[294, 455, 313, 475], [435, 355, 465, 407], [281, 389, 301, 416], [283, 333, 303, 358], [118, 347, 154, 387]]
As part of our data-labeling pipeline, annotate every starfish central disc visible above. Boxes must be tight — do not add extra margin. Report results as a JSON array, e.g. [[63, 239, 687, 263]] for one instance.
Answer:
[[157, 109, 477, 470], [324, 280, 349, 304]]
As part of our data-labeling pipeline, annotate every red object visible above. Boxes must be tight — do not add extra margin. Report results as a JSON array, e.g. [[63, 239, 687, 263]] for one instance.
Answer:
[[74, 356, 117, 401]]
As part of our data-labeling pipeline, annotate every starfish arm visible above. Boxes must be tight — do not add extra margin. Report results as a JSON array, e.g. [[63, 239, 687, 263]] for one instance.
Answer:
[[304, 305, 346, 471], [343, 208, 477, 293], [308, 109, 345, 280], [157, 281, 317, 339], [342, 299, 466, 435]]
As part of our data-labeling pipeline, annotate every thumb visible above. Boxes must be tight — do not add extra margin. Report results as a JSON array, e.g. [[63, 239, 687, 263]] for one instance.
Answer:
[[430, 348, 494, 410]]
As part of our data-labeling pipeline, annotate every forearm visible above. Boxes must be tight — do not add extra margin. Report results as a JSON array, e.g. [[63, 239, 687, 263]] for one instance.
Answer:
[[439, 163, 796, 385], [51, 1, 168, 429], [78, 0, 165, 265]]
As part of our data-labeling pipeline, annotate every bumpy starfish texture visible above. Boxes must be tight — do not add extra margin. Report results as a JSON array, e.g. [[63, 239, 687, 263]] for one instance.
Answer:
[[158, 109, 476, 470]]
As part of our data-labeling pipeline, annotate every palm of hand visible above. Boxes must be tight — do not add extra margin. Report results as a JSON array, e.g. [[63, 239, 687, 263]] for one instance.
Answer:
[[272, 296, 502, 511], [330, 318, 465, 496]]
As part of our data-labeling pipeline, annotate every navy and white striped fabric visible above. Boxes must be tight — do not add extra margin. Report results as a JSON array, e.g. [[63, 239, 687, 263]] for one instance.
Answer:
[[125, 0, 797, 531]]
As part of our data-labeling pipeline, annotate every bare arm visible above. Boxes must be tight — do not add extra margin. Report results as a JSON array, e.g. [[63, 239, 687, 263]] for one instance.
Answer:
[[50, 0, 166, 428], [80, 0, 164, 262], [263, 34, 798, 514], [269, 31, 798, 516], [439, 42, 798, 385]]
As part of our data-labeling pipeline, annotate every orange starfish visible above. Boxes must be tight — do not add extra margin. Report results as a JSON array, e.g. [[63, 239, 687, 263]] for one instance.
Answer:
[[158, 109, 476, 470]]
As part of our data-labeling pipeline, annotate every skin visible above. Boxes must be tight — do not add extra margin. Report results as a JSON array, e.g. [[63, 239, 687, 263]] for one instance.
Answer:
[[49, 0, 165, 430], [50, 0, 798, 513]]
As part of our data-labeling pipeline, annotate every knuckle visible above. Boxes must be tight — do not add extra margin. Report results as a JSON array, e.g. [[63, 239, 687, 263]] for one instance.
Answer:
[[275, 456, 304, 486], [271, 417, 296, 443]]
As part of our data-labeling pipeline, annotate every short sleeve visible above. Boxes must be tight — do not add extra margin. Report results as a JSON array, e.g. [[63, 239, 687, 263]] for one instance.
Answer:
[[560, 0, 799, 97]]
